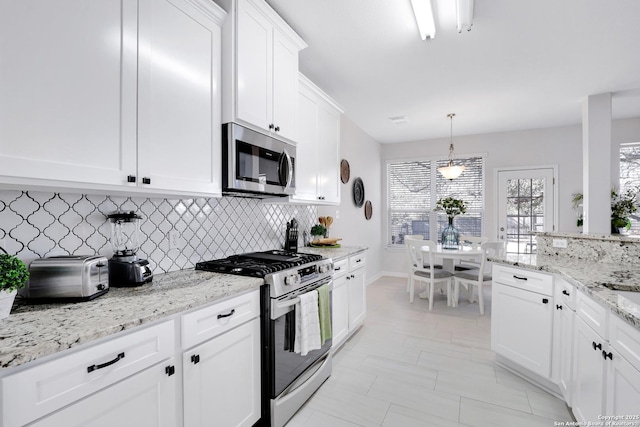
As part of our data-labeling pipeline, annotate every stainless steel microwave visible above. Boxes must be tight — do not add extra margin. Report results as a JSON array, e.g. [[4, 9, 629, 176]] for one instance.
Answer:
[[222, 123, 296, 197]]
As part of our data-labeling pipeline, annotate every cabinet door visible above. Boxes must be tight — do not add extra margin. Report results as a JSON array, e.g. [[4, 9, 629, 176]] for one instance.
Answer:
[[294, 82, 320, 201], [332, 275, 350, 350], [137, 0, 224, 196], [0, 0, 137, 186], [316, 100, 341, 204], [348, 267, 366, 330], [271, 29, 299, 140], [606, 348, 640, 418], [558, 305, 575, 404], [236, 0, 272, 132], [183, 318, 261, 427], [491, 283, 554, 378], [30, 361, 177, 427], [572, 316, 606, 422]]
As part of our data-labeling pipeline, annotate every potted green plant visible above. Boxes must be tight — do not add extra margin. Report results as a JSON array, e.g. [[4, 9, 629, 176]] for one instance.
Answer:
[[310, 224, 327, 243], [611, 188, 638, 234], [0, 248, 29, 320], [434, 197, 467, 249]]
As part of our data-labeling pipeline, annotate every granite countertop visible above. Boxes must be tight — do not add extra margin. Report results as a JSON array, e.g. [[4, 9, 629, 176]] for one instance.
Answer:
[[299, 245, 368, 261], [0, 246, 368, 372], [0, 269, 263, 370], [491, 255, 640, 331]]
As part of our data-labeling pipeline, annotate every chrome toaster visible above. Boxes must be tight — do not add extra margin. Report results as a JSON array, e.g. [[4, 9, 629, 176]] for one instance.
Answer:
[[25, 255, 109, 301]]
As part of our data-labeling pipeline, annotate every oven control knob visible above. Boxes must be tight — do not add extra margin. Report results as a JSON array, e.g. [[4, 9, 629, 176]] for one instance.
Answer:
[[318, 264, 330, 274], [284, 274, 299, 286]]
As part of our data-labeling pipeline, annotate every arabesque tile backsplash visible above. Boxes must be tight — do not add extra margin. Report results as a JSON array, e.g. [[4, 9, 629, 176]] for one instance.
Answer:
[[0, 190, 317, 273]]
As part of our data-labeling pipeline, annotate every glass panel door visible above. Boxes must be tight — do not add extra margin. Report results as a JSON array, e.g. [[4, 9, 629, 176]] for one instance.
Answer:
[[497, 169, 555, 263]]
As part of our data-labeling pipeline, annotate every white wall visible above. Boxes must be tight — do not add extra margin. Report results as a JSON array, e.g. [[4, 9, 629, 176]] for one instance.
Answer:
[[318, 116, 382, 282], [380, 117, 640, 275]]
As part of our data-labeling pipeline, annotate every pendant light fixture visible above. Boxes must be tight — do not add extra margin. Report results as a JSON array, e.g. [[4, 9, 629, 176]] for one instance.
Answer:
[[438, 113, 466, 180]]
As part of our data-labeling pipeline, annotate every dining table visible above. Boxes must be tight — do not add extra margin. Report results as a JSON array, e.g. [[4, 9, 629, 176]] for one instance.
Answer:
[[421, 244, 485, 272]]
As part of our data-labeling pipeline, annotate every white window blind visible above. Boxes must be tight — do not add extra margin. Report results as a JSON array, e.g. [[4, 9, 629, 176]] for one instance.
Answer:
[[387, 156, 484, 246]]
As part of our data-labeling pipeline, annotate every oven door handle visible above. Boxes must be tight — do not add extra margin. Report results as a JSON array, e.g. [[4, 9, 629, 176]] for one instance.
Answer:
[[276, 297, 300, 310]]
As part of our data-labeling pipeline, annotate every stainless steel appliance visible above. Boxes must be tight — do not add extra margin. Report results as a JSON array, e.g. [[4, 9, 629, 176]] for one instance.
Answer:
[[196, 250, 333, 427], [25, 255, 109, 301], [107, 211, 153, 287], [222, 122, 296, 197]]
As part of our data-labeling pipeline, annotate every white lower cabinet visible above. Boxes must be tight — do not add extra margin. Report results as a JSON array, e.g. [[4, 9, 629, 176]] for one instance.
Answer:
[[347, 254, 367, 330], [0, 290, 262, 427], [183, 318, 261, 427], [331, 252, 367, 351], [331, 259, 350, 349], [30, 360, 178, 427], [606, 313, 640, 418], [572, 314, 607, 422], [552, 276, 576, 404], [491, 265, 554, 379]]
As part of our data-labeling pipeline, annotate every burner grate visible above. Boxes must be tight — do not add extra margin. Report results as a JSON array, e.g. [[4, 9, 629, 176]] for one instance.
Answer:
[[195, 250, 323, 277]]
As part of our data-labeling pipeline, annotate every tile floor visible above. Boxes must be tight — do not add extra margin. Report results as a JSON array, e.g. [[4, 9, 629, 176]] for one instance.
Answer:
[[287, 276, 574, 427]]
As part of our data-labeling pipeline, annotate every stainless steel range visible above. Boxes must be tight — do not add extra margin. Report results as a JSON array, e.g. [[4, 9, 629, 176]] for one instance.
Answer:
[[196, 250, 333, 427]]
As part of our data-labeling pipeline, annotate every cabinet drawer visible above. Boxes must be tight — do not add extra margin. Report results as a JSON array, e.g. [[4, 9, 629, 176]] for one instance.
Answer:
[[492, 264, 553, 296], [576, 289, 608, 339], [556, 275, 576, 310], [182, 290, 260, 349], [349, 253, 366, 271], [1, 320, 175, 427], [609, 314, 640, 371], [332, 258, 349, 278]]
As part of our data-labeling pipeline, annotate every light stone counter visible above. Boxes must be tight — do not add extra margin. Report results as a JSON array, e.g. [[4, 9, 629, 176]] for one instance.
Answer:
[[298, 245, 367, 261], [0, 269, 263, 370], [491, 255, 640, 331]]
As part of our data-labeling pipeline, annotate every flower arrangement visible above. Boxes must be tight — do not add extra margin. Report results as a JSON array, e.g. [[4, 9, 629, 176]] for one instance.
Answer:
[[611, 187, 638, 230], [434, 197, 467, 218], [0, 248, 29, 293]]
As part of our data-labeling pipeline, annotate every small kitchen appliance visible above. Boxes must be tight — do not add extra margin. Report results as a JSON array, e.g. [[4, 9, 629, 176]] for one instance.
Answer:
[[25, 255, 109, 301], [107, 211, 153, 287]]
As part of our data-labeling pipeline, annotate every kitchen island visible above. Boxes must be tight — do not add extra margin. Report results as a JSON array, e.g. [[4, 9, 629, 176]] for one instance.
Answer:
[[492, 252, 640, 331]]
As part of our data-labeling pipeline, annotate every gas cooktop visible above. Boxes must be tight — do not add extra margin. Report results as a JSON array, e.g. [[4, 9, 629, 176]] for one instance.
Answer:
[[195, 250, 323, 278]]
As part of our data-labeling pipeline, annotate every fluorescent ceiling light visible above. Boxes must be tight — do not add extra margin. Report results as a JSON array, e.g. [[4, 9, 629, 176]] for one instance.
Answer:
[[410, 0, 436, 40], [456, 0, 474, 33]]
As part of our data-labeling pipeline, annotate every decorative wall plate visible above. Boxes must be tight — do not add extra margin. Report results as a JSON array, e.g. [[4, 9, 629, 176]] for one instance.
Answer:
[[364, 200, 372, 220], [340, 159, 350, 184], [353, 177, 365, 207]]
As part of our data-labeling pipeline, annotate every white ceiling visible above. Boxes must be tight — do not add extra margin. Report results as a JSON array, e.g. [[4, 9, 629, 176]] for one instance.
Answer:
[[266, 0, 640, 144]]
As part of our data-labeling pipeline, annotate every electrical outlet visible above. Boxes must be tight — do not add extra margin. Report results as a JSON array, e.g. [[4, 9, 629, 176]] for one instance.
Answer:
[[335, 210, 340, 219], [169, 231, 180, 249], [552, 238, 568, 249]]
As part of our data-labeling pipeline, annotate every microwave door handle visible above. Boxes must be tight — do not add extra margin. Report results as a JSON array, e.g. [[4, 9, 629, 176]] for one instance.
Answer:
[[279, 149, 294, 189]]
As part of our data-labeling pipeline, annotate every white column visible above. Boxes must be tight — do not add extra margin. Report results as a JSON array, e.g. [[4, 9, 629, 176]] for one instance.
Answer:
[[582, 93, 612, 234]]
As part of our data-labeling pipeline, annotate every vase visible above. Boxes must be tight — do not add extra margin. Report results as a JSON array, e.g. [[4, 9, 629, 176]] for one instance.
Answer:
[[0, 289, 17, 320], [441, 217, 459, 250]]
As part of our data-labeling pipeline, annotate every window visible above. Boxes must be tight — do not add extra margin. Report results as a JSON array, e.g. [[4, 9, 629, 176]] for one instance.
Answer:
[[620, 143, 640, 232], [387, 156, 484, 246]]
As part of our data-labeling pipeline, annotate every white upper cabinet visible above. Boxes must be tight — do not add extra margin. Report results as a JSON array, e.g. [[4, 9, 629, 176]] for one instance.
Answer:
[[0, 0, 138, 187], [137, 0, 225, 196], [219, 0, 306, 141], [0, 0, 225, 197], [293, 74, 342, 205]]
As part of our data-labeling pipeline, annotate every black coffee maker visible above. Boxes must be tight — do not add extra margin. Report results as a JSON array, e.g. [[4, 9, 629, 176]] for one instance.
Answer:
[[107, 211, 153, 287]]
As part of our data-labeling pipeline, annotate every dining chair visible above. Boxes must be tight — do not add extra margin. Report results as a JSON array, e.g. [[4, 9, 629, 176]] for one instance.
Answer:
[[456, 235, 489, 271], [452, 241, 506, 315], [406, 239, 453, 310], [404, 235, 424, 292]]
